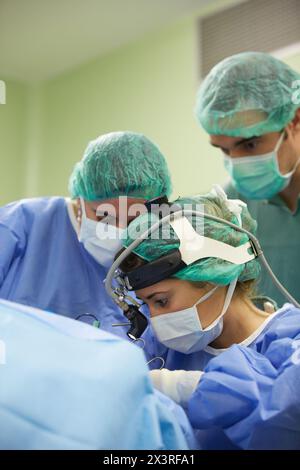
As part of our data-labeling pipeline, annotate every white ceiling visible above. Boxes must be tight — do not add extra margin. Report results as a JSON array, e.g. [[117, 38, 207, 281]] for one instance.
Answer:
[[0, 0, 209, 82]]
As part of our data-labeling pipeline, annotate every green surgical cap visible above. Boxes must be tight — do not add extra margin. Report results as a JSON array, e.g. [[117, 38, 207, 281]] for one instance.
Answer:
[[69, 131, 172, 201], [195, 51, 300, 137], [123, 188, 261, 285]]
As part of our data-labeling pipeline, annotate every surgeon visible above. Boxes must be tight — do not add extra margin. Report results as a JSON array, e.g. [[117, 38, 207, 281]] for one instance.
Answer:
[[116, 185, 300, 449], [195, 51, 300, 306], [0, 131, 172, 335]]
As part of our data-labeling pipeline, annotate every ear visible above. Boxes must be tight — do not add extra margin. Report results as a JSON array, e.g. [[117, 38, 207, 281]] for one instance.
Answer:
[[286, 108, 300, 136]]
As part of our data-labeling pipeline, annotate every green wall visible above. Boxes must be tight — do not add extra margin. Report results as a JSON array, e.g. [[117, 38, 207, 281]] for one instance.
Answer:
[[39, 16, 225, 201], [0, 79, 28, 204], [0, 14, 226, 205]]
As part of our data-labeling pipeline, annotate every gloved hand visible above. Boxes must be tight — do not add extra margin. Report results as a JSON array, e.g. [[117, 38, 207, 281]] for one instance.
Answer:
[[149, 368, 203, 406]]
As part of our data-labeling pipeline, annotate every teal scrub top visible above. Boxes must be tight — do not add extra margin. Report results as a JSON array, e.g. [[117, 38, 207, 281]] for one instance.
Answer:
[[224, 182, 300, 307]]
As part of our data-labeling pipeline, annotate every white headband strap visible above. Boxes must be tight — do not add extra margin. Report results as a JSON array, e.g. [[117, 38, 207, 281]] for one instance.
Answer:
[[170, 217, 255, 266]]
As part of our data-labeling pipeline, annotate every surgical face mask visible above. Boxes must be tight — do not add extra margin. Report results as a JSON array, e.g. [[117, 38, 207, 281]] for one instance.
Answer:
[[78, 198, 124, 268], [150, 279, 237, 354], [224, 132, 300, 200]]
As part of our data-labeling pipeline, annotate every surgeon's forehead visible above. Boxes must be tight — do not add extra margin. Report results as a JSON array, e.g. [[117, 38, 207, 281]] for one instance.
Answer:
[[136, 281, 173, 300], [137, 278, 188, 298], [210, 134, 241, 147], [210, 129, 280, 149], [89, 197, 146, 209]]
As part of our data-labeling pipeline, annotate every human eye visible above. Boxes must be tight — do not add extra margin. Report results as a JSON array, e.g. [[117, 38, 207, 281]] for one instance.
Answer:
[[221, 147, 230, 156], [242, 138, 260, 152], [97, 211, 115, 224], [153, 297, 169, 309]]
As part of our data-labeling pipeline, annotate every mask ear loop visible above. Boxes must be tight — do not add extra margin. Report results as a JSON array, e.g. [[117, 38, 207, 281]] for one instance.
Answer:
[[291, 157, 300, 174], [80, 197, 87, 219], [275, 131, 297, 176], [194, 285, 219, 307], [272, 130, 300, 191], [275, 130, 286, 153]]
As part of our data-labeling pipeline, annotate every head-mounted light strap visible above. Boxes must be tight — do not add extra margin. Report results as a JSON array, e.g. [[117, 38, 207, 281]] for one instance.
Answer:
[[124, 250, 185, 290], [170, 217, 256, 266]]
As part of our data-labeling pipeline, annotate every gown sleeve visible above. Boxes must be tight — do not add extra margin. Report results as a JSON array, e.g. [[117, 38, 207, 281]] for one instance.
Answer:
[[0, 203, 26, 287], [188, 333, 300, 449]]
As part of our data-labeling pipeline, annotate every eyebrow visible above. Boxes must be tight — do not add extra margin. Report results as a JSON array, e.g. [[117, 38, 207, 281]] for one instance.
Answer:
[[145, 291, 168, 300], [211, 135, 260, 151]]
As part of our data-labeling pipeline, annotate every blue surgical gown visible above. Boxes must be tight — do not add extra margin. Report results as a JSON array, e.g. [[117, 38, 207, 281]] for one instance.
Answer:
[[145, 304, 300, 449], [0, 299, 195, 450], [0, 197, 128, 337]]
